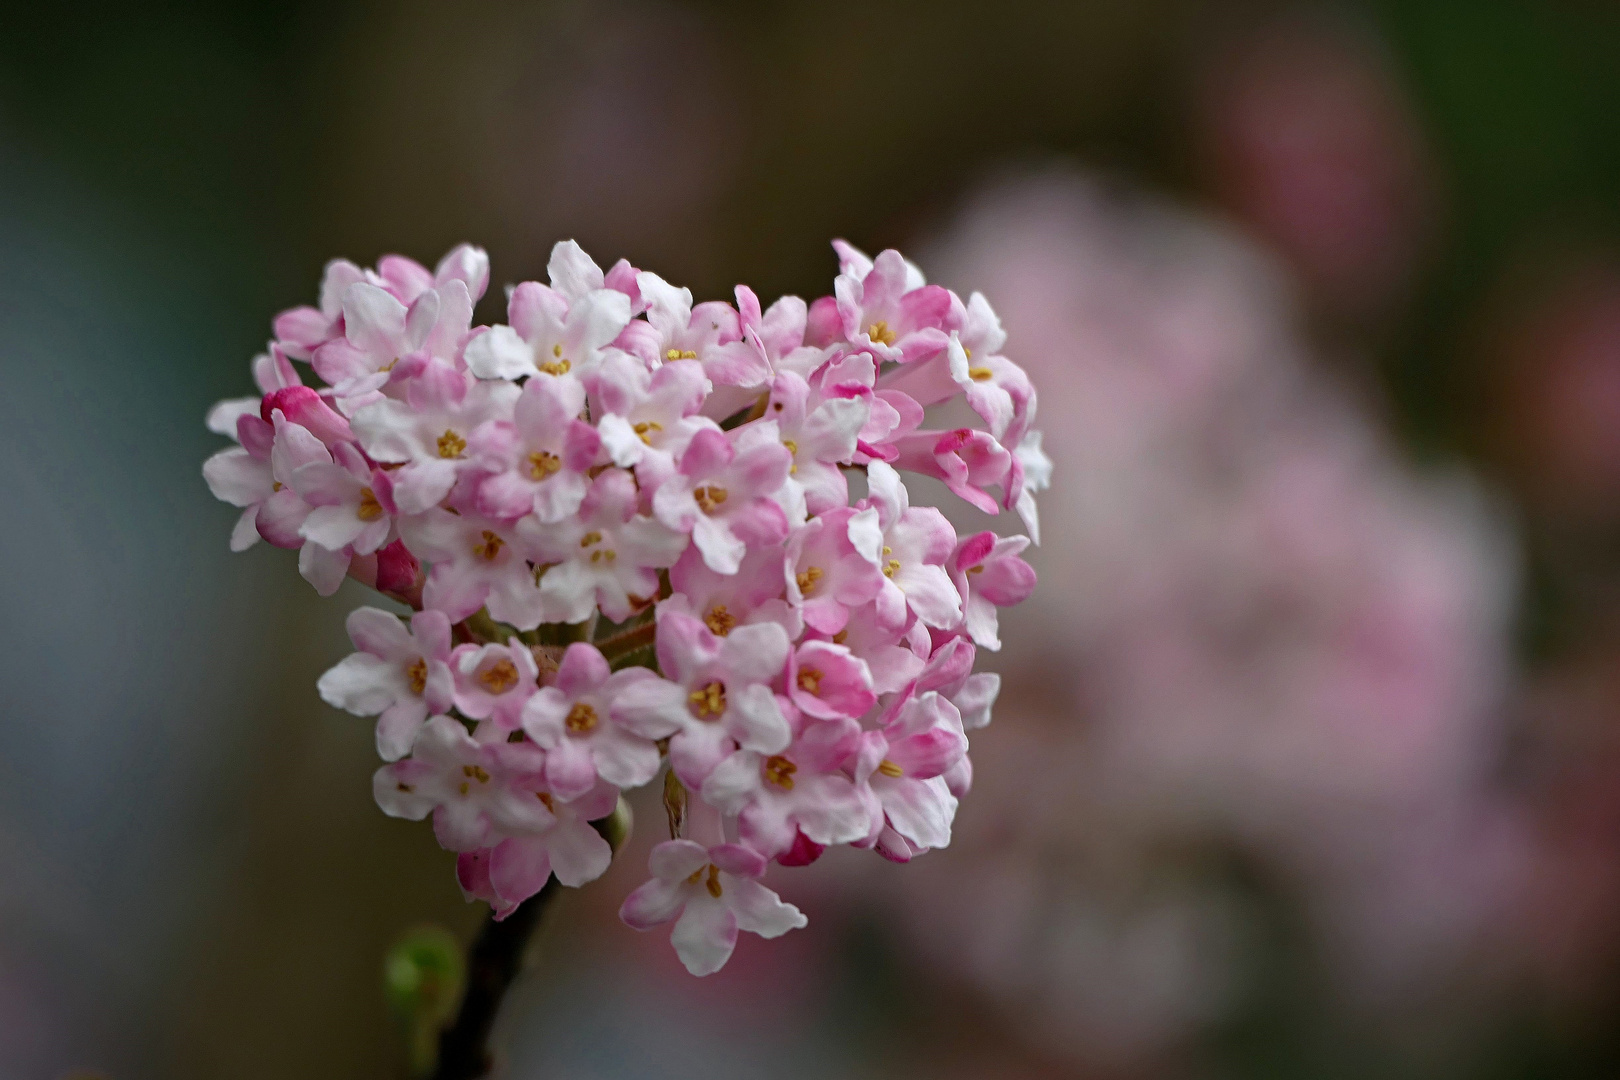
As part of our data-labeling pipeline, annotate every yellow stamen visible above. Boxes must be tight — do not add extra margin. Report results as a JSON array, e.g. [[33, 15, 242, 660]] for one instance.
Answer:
[[473, 530, 505, 561], [437, 429, 467, 459], [357, 487, 385, 521], [796, 667, 822, 695], [703, 604, 737, 637], [527, 450, 562, 480], [539, 358, 572, 376], [763, 754, 797, 790], [633, 420, 663, 445], [477, 658, 519, 694], [705, 863, 723, 899], [796, 566, 823, 594], [462, 764, 491, 783], [967, 366, 994, 382], [867, 320, 897, 346], [589, 549, 617, 564], [579, 531, 602, 548], [832, 629, 848, 645], [688, 680, 726, 719], [537, 791, 554, 811], [272, 481, 284, 492], [565, 702, 598, 733], [406, 657, 428, 695], [963, 346, 973, 359], [665, 348, 698, 361], [693, 485, 729, 514], [883, 559, 901, 578], [878, 759, 904, 778], [396, 782, 414, 793]]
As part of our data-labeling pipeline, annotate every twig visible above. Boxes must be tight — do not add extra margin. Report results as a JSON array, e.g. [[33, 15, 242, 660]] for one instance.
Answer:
[[429, 881, 559, 1080]]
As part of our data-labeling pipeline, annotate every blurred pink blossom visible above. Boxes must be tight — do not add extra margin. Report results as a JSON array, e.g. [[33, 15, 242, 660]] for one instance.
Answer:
[[1196, 15, 1437, 317], [887, 169, 1524, 1066]]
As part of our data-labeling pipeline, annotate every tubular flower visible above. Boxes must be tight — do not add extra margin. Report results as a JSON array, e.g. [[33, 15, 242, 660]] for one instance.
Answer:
[[203, 238, 1043, 974]]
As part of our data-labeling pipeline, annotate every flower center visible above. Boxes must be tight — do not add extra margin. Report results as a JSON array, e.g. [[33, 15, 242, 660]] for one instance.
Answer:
[[406, 657, 428, 695], [478, 658, 519, 694], [703, 604, 736, 636], [665, 348, 698, 361], [867, 320, 897, 346], [357, 486, 385, 520], [437, 429, 466, 459], [536, 791, 554, 811], [539, 344, 571, 376], [881, 544, 899, 578], [633, 420, 663, 445], [763, 754, 797, 790], [796, 566, 823, 595], [473, 530, 504, 561], [796, 667, 822, 695], [527, 450, 562, 479], [967, 366, 994, 382], [458, 763, 490, 795], [688, 681, 726, 719], [565, 702, 598, 734], [693, 485, 729, 514], [878, 759, 904, 778]]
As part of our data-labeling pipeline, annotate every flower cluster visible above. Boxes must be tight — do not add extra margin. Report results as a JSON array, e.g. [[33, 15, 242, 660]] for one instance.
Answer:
[[203, 239, 1044, 975]]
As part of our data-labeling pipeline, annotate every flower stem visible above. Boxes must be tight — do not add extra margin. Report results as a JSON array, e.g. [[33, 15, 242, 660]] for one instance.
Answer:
[[429, 880, 559, 1080]]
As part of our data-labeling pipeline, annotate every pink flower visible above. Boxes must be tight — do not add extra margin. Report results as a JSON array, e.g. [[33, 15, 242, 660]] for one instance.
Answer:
[[889, 427, 1013, 518], [289, 441, 396, 557], [521, 643, 664, 799], [350, 360, 520, 514], [518, 468, 687, 623], [467, 373, 600, 523], [784, 505, 886, 636], [451, 640, 540, 732], [764, 371, 869, 514], [950, 531, 1038, 650], [611, 611, 793, 787], [833, 247, 955, 364], [589, 352, 714, 483], [202, 410, 276, 552], [808, 599, 927, 695], [653, 423, 793, 575], [373, 716, 551, 851], [787, 639, 877, 721], [259, 385, 354, 448], [862, 461, 961, 631], [701, 718, 869, 857], [397, 508, 547, 628], [630, 271, 761, 412], [318, 607, 454, 760], [620, 839, 806, 976], [660, 543, 802, 641], [852, 691, 967, 856], [484, 779, 619, 911], [255, 413, 355, 595], [462, 267, 631, 381], [731, 285, 833, 380], [313, 276, 474, 406], [273, 257, 370, 359]]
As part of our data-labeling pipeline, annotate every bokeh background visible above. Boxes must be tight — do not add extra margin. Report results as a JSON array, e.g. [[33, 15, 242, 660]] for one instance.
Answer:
[[4, 1, 1620, 1077]]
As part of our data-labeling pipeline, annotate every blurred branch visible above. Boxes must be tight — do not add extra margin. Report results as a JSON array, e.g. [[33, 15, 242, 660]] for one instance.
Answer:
[[429, 881, 559, 1080]]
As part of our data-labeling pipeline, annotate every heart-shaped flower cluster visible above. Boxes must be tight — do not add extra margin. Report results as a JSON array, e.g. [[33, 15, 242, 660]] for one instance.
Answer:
[[203, 239, 1046, 975]]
